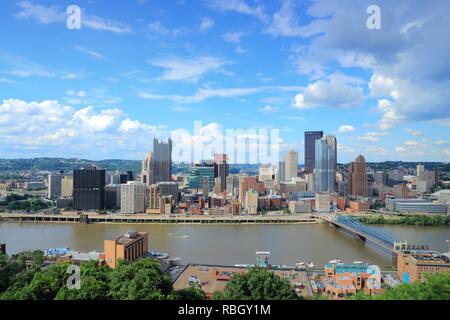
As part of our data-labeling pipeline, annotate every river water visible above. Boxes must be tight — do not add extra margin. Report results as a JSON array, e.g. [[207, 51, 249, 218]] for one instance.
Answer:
[[0, 222, 448, 269]]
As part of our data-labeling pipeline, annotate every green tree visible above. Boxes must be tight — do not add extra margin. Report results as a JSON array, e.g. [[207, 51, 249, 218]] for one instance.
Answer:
[[55, 261, 111, 300], [170, 286, 206, 300], [352, 273, 450, 300], [213, 268, 299, 300], [108, 258, 173, 300]]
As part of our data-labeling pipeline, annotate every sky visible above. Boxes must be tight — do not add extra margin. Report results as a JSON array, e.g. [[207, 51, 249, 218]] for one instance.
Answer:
[[0, 0, 450, 163]]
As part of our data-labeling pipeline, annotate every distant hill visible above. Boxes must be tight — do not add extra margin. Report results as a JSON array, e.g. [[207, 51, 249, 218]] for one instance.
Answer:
[[0, 158, 141, 173], [0, 158, 448, 174]]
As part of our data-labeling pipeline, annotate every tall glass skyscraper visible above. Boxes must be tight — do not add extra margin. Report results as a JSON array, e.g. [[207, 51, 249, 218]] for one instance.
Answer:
[[314, 135, 337, 193], [304, 131, 323, 173], [152, 138, 172, 183]]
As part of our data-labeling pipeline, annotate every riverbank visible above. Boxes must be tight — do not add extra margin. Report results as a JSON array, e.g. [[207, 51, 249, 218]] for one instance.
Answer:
[[0, 212, 320, 225], [355, 215, 450, 226]]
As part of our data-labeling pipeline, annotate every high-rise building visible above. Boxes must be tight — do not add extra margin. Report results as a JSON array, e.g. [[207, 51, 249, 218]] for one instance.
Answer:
[[374, 171, 388, 185], [214, 154, 229, 192], [304, 131, 323, 173], [202, 176, 210, 197], [152, 138, 172, 183], [245, 190, 259, 214], [147, 184, 160, 211], [48, 172, 64, 198], [259, 164, 274, 183], [61, 175, 73, 198], [105, 184, 121, 210], [121, 181, 146, 214], [158, 182, 179, 204], [73, 167, 105, 211], [315, 135, 337, 193], [276, 161, 286, 183], [239, 177, 264, 204], [188, 166, 215, 192], [226, 176, 240, 195], [348, 155, 368, 197], [141, 152, 154, 185], [284, 150, 298, 182]]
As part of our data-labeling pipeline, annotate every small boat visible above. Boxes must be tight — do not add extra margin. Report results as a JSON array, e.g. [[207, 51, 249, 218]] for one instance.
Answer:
[[328, 259, 342, 264], [353, 261, 364, 264], [296, 261, 306, 267]]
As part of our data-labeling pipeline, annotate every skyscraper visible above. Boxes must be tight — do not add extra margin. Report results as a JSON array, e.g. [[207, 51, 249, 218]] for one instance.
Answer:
[[73, 167, 105, 211], [348, 155, 368, 196], [304, 131, 323, 173], [152, 138, 172, 183], [315, 135, 337, 193], [284, 150, 298, 182], [120, 181, 146, 214], [277, 161, 285, 183], [48, 172, 64, 199], [141, 151, 153, 185], [214, 154, 229, 192]]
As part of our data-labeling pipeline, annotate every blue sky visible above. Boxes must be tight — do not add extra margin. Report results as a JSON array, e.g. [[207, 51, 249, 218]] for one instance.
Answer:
[[0, 0, 449, 163]]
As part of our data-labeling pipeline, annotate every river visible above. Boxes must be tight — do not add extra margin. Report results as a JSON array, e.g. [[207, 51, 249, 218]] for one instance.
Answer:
[[0, 222, 448, 269]]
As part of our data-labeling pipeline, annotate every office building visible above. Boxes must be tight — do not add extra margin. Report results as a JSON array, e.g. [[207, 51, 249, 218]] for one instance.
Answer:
[[385, 198, 447, 214], [324, 263, 383, 297], [315, 135, 337, 193], [226, 176, 240, 195], [397, 250, 450, 283], [188, 166, 215, 192], [304, 131, 323, 173], [348, 155, 368, 196], [214, 154, 229, 192], [158, 182, 179, 204], [276, 161, 286, 183], [239, 177, 264, 204], [120, 171, 134, 184], [259, 164, 274, 183], [105, 184, 121, 210], [104, 231, 148, 269], [374, 171, 388, 185], [61, 175, 73, 198], [141, 152, 154, 185], [284, 150, 298, 182], [73, 167, 105, 211], [152, 138, 172, 183], [315, 192, 331, 213], [48, 172, 64, 198], [245, 190, 259, 214], [121, 181, 146, 214]]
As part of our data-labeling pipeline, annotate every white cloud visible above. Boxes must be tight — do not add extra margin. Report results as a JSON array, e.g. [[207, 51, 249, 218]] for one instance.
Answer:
[[265, 0, 327, 37], [199, 17, 215, 33], [292, 73, 364, 109], [338, 125, 355, 134], [223, 31, 247, 43], [148, 56, 230, 82], [139, 86, 264, 104], [404, 128, 422, 137], [259, 105, 276, 114], [206, 0, 269, 23], [75, 46, 105, 60], [147, 21, 190, 37]]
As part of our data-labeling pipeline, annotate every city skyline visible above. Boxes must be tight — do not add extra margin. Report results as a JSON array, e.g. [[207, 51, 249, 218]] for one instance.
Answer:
[[1, 0, 450, 163]]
